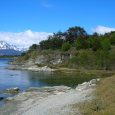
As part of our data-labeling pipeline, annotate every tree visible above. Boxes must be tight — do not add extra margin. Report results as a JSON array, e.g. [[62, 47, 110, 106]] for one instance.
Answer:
[[53, 31, 65, 39], [87, 37, 94, 48], [39, 40, 50, 49], [92, 32, 99, 37], [39, 35, 64, 50], [65, 26, 87, 43], [75, 37, 89, 50], [49, 37, 64, 49], [29, 44, 39, 50], [92, 38, 101, 51], [109, 31, 115, 45]]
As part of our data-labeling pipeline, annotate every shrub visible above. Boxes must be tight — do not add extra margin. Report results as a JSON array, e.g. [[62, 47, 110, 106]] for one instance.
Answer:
[[29, 44, 39, 50], [21, 52, 26, 56], [87, 37, 94, 48], [109, 31, 115, 45], [75, 38, 89, 50], [62, 42, 71, 51], [100, 38, 111, 50], [91, 38, 101, 51]]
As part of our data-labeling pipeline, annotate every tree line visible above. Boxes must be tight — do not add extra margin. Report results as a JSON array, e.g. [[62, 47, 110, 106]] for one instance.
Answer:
[[29, 26, 115, 52]]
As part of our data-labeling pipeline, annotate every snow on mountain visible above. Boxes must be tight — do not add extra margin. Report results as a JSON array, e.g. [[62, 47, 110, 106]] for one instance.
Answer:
[[0, 41, 25, 51], [0, 41, 26, 56]]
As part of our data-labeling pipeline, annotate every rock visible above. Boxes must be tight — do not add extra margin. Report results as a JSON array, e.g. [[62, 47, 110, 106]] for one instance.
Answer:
[[89, 79, 97, 85], [27, 86, 71, 93], [6, 87, 20, 94], [28, 66, 55, 72], [90, 84, 96, 86], [54, 91, 65, 95], [41, 66, 54, 71], [6, 97, 13, 101], [76, 79, 100, 91], [80, 82, 88, 86], [0, 97, 4, 101], [89, 79, 100, 85], [97, 78, 100, 81]]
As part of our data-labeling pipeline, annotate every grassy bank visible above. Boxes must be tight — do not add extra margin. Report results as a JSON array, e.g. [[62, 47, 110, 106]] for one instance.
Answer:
[[78, 75, 115, 115], [15, 47, 115, 70], [61, 48, 115, 70]]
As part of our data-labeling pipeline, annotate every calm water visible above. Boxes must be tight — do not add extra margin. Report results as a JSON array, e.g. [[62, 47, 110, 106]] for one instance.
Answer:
[[0, 58, 99, 91]]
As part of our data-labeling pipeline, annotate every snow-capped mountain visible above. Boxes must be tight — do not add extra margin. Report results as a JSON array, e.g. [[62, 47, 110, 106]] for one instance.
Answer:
[[0, 41, 23, 56], [0, 41, 19, 50]]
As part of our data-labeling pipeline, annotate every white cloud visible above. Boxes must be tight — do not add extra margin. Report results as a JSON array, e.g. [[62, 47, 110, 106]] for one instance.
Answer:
[[0, 30, 52, 49], [93, 25, 115, 34]]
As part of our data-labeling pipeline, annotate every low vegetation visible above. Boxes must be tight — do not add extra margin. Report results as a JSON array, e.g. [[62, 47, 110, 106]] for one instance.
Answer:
[[64, 49, 115, 70], [77, 75, 115, 115]]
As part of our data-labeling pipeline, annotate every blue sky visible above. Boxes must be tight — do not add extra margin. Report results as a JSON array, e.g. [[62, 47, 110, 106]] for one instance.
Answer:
[[0, 0, 115, 48], [0, 0, 115, 33]]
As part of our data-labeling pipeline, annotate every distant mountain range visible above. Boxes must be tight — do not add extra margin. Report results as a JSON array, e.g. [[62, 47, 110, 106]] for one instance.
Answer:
[[0, 41, 25, 56]]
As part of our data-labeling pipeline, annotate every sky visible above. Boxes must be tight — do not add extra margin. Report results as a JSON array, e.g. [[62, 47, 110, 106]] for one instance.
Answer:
[[0, 0, 115, 48]]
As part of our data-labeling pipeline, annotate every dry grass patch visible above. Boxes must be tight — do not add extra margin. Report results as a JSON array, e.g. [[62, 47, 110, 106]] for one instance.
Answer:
[[78, 75, 115, 115]]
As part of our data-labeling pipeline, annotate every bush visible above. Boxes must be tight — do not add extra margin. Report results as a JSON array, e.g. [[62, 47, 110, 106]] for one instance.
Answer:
[[29, 44, 39, 50], [91, 38, 101, 51], [68, 50, 91, 68], [62, 42, 71, 51], [87, 37, 94, 48], [100, 38, 111, 50], [109, 31, 115, 45], [21, 52, 26, 56], [95, 50, 110, 69], [75, 38, 89, 50], [22, 54, 30, 60]]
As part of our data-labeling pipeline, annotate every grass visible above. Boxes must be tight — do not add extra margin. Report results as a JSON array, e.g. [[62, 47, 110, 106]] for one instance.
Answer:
[[57, 67, 115, 75], [77, 74, 115, 115], [63, 49, 115, 70]]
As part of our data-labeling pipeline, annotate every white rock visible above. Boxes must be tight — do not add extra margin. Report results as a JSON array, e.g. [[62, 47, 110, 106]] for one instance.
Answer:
[[6, 97, 13, 101], [97, 78, 100, 81], [89, 79, 97, 85]]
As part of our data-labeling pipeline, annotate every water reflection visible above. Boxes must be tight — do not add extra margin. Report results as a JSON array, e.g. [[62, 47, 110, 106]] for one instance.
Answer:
[[0, 58, 99, 91], [27, 71, 98, 87]]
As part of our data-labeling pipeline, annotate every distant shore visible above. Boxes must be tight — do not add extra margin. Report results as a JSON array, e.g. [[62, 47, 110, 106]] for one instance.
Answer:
[[9, 64, 115, 76]]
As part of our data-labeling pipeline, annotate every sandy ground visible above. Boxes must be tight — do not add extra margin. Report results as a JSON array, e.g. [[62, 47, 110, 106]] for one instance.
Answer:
[[0, 80, 96, 115]]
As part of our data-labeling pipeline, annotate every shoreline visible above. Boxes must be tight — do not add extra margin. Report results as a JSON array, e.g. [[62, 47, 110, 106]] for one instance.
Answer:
[[8, 64, 115, 74], [8, 64, 57, 72], [0, 79, 99, 115]]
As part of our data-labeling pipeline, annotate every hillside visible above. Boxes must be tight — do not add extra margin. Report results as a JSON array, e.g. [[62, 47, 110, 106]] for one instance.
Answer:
[[13, 26, 115, 70], [14, 48, 115, 70]]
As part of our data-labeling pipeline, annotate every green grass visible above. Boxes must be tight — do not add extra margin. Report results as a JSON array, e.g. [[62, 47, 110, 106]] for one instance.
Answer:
[[62, 49, 115, 70]]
